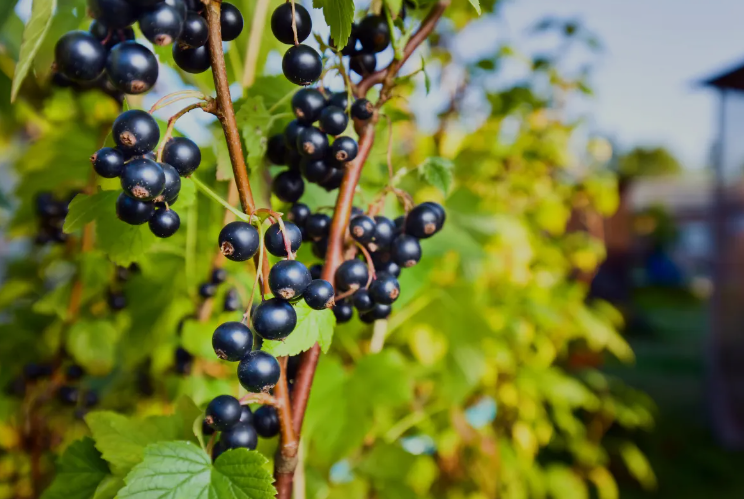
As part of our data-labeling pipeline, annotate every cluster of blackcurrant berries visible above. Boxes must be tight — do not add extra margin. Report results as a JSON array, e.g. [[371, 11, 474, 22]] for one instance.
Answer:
[[106, 263, 139, 311], [270, 2, 322, 85], [34, 192, 74, 246], [267, 89, 374, 198], [5, 363, 99, 416], [90, 109, 202, 237], [339, 14, 391, 77], [203, 395, 279, 457], [197, 267, 243, 312]]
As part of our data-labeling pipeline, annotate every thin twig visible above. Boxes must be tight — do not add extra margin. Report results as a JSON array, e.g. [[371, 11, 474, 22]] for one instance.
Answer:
[[155, 101, 215, 162]]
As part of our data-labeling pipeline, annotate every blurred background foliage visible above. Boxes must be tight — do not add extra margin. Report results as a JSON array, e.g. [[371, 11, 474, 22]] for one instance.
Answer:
[[0, 0, 659, 498]]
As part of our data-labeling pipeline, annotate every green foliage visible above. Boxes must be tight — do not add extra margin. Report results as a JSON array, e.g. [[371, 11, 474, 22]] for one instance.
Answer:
[[616, 146, 683, 179], [11, 0, 57, 102], [40, 437, 112, 499], [314, 0, 355, 48], [262, 301, 336, 356]]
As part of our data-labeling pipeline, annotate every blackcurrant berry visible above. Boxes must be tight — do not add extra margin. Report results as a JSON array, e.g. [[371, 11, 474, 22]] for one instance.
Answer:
[[139, 3, 184, 46], [394, 215, 405, 234], [174, 346, 193, 374], [312, 238, 328, 259], [164, 0, 188, 19], [221, 423, 257, 450], [305, 213, 331, 240], [391, 234, 421, 268], [224, 287, 242, 312], [351, 206, 364, 217], [333, 299, 353, 323], [219, 221, 260, 261], [357, 15, 391, 53], [91, 147, 124, 178], [371, 215, 396, 250], [272, 170, 305, 203], [282, 45, 322, 86], [88, 0, 136, 29], [212, 321, 253, 361], [239, 404, 253, 425], [291, 88, 326, 124], [106, 41, 159, 94], [405, 203, 442, 239], [266, 134, 288, 165], [90, 21, 136, 49], [55, 31, 107, 82], [271, 3, 312, 45], [24, 363, 53, 380], [199, 282, 217, 298], [297, 127, 329, 159], [109, 289, 128, 310], [58, 386, 80, 406], [335, 259, 369, 291], [269, 260, 311, 300], [84, 391, 100, 408], [303, 279, 335, 310], [205, 394, 241, 431], [149, 208, 180, 238], [350, 52, 377, 76], [338, 24, 358, 56], [162, 137, 201, 176], [220, 3, 244, 41], [121, 158, 166, 201], [284, 120, 308, 151], [212, 440, 227, 460], [116, 192, 154, 225], [178, 12, 209, 48], [253, 406, 280, 438], [318, 106, 349, 136], [172, 43, 211, 73], [212, 267, 228, 284], [237, 350, 281, 392], [319, 168, 344, 191], [369, 272, 400, 305], [264, 221, 302, 257], [331, 136, 358, 163], [359, 303, 392, 323], [352, 288, 375, 312], [300, 158, 333, 183], [287, 203, 310, 227], [351, 98, 374, 120], [309, 264, 323, 280], [328, 91, 349, 110], [66, 364, 85, 381], [349, 215, 376, 244], [372, 252, 401, 278], [113, 109, 160, 156], [252, 298, 297, 340], [421, 201, 446, 230]]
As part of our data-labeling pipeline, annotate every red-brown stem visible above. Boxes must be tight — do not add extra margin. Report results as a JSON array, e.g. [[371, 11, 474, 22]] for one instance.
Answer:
[[273, 357, 298, 499]]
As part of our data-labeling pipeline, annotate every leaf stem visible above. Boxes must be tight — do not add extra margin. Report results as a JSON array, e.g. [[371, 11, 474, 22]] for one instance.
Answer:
[[189, 175, 251, 222]]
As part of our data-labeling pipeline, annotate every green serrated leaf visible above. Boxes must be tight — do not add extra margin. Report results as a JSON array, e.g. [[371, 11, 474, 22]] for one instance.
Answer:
[[64, 192, 119, 234], [41, 437, 110, 499], [468, 0, 482, 15], [262, 301, 336, 356], [236, 95, 273, 171], [320, 0, 355, 49], [95, 199, 157, 266], [11, 0, 57, 102], [66, 320, 120, 376], [117, 442, 275, 499], [419, 157, 454, 195], [92, 475, 125, 499]]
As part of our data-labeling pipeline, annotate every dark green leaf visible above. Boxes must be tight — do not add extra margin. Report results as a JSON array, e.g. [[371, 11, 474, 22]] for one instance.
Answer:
[[41, 437, 110, 499], [262, 301, 336, 356], [64, 191, 119, 233], [95, 200, 157, 266], [11, 0, 57, 102]]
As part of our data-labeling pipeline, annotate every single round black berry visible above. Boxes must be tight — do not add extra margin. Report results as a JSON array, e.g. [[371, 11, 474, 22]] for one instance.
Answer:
[[238, 404, 253, 425], [252, 298, 297, 340], [350, 52, 377, 76], [178, 12, 209, 47], [369, 272, 400, 305], [335, 259, 369, 291], [219, 221, 260, 261], [264, 221, 302, 257], [391, 234, 421, 268], [272, 170, 305, 203], [91, 147, 124, 178], [88, 0, 136, 29], [221, 423, 257, 450], [312, 238, 328, 259], [333, 299, 353, 323], [238, 351, 281, 392], [199, 282, 217, 298], [175, 347, 193, 374], [253, 405, 280, 438], [212, 321, 253, 361], [331, 136, 358, 163], [405, 203, 442, 239], [357, 15, 391, 53], [139, 3, 184, 46], [328, 91, 349, 110], [319, 168, 344, 191], [372, 252, 401, 278], [359, 303, 392, 323], [291, 88, 326, 124], [212, 267, 228, 284], [371, 216, 396, 250], [421, 201, 446, 230], [224, 287, 242, 312], [162, 137, 201, 176], [352, 288, 375, 312], [164, 0, 188, 19], [305, 213, 331, 240], [205, 394, 241, 431], [58, 385, 80, 406], [394, 215, 405, 234], [149, 208, 180, 237], [220, 2, 244, 41], [106, 41, 159, 94], [271, 3, 312, 45], [351, 98, 374, 120], [121, 158, 166, 201], [349, 215, 376, 244], [319, 106, 349, 136], [116, 192, 154, 225], [155, 163, 180, 204], [297, 126, 329, 159], [113, 110, 159, 156], [266, 134, 288, 165], [309, 264, 323, 280], [282, 45, 322, 86], [66, 364, 85, 381], [287, 203, 310, 227], [284, 120, 308, 151], [303, 279, 334, 310], [300, 158, 333, 183], [55, 31, 107, 82], [269, 260, 311, 300], [173, 43, 211, 73]]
